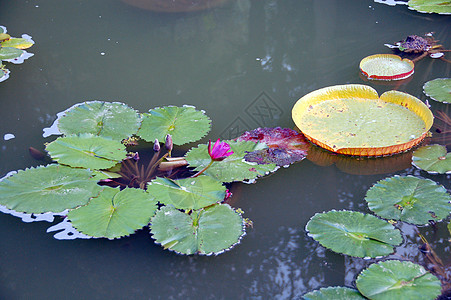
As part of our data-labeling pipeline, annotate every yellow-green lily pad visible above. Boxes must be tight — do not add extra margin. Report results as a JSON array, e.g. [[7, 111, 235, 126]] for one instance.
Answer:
[[423, 78, 451, 104]]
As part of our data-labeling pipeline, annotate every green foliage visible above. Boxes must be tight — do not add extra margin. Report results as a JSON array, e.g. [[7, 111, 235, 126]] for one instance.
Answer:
[[303, 287, 366, 300], [138, 105, 211, 145], [365, 175, 451, 225], [150, 204, 245, 255], [68, 187, 157, 239], [423, 78, 451, 103], [45, 134, 127, 169], [356, 260, 442, 300], [185, 140, 277, 182], [408, 0, 451, 15], [57, 101, 142, 140], [306, 210, 402, 258], [147, 176, 226, 210], [0, 164, 102, 214], [0, 46, 23, 60], [412, 144, 451, 174]]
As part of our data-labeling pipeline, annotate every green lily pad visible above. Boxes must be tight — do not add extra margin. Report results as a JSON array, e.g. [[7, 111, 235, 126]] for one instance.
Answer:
[[408, 0, 451, 15], [57, 101, 142, 140], [303, 287, 366, 300], [45, 134, 127, 169], [1, 37, 34, 50], [150, 204, 245, 255], [0, 47, 23, 60], [0, 164, 102, 214], [412, 144, 451, 174], [185, 140, 277, 182], [423, 78, 451, 103], [68, 187, 157, 239], [356, 260, 442, 300], [137, 105, 211, 145], [365, 175, 451, 225], [305, 210, 402, 258], [147, 176, 226, 210]]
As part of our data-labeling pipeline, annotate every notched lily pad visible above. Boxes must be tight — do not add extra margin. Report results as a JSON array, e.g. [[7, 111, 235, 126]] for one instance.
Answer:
[[423, 78, 451, 104], [356, 260, 442, 300], [360, 54, 414, 81], [306, 210, 402, 258], [303, 286, 366, 300], [147, 176, 226, 210], [365, 175, 451, 225], [412, 144, 451, 174], [137, 105, 211, 145], [0, 164, 102, 214], [237, 127, 309, 166], [57, 101, 142, 140], [185, 140, 277, 182], [68, 187, 157, 239], [45, 133, 127, 169], [150, 204, 245, 255]]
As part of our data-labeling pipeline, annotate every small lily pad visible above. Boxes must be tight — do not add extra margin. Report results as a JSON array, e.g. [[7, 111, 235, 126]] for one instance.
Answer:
[[137, 105, 211, 145], [0, 66, 9, 82], [150, 204, 245, 255], [423, 78, 451, 104], [305, 210, 402, 258], [147, 176, 226, 210], [412, 144, 451, 174], [57, 101, 142, 140], [360, 54, 414, 81], [303, 287, 366, 300], [185, 140, 277, 182], [0, 164, 102, 214], [365, 175, 451, 225], [46, 134, 127, 169], [356, 260, 442, 300], [408, 0, 451, 15], [68, 187, 157, 239], [0, 47, 23, 60], [1, 37, 34, 50]]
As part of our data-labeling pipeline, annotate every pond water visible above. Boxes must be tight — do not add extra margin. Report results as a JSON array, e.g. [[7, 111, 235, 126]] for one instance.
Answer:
[[1, 0, 450, 299]]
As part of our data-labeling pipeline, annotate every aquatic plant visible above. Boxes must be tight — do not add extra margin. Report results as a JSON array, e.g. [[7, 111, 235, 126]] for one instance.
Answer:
[[423, 78, 451, 104], [0, 25, 34, 82], [412, 144, 451, 174], [359, 54, 414, 81]]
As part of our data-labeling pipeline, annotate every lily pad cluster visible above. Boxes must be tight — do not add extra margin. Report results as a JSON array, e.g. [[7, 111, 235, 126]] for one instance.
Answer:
[[0, 26, 34, 82], [0, 101, 301, 255]]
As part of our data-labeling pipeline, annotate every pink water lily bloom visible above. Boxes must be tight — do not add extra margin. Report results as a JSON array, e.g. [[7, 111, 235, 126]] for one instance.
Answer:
[[208, 139, 234, 161]]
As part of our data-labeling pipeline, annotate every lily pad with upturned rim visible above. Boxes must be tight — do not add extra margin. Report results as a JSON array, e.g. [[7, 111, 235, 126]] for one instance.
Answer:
[[408, 0, 451, 15], [0, 164, 102, 214], [303, 287, 366, 300], [423, 78, 451, 104], [365, 175, 451, 225], [356, 260, 442, 300], [291, 84, 433, 156], [412, 144, 451, 174], [68, 187, 157, 239], [305, 210, 402, 258], [137, 105, 211, 145], [150, 204, 245, 255], [360, 54, 414, 81]]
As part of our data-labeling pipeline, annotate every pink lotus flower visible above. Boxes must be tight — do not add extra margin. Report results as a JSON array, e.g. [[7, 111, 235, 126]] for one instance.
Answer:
[[208, 139, 234, 161]]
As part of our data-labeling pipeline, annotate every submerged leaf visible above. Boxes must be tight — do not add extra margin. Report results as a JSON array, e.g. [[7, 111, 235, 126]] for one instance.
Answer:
[[150, 204, 245, 255], [147, 176, 226, 210], [237, 127, 309, 166], [423, 78, 451, 104], [306, 210, 402, 258], [303, 287, 365, 300], [412, 144, 451, 174], [356, 260, 442, 300], [46, 134, 127, 169], [138, 105, 211, 145], [68, 187, 157, 239], [0, 164, 102, 214], [57, 101, 142, 140], [365, 175, 451, 225], [185, 140, 277, 182]]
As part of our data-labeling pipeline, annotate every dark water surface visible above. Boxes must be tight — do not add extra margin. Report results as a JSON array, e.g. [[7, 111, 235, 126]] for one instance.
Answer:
[[1, 1, 450, 299]]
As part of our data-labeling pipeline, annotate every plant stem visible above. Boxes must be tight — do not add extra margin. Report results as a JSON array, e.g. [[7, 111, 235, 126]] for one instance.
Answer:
[[191, 160, 214, 178]]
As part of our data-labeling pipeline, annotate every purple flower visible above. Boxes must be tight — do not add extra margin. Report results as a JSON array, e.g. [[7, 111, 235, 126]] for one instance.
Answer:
[[208, 139, 234, 161]]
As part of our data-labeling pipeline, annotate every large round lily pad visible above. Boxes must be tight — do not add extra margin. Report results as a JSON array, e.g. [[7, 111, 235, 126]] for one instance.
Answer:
[[292, 84, 433, 156], [137, 105, 211, 145], [408, 0, 451, 15], [150, 204, 245, 255], [356, 260, 442, 300], [57, 101, 142, 140], [303, 287, 365, 300], [68, 187, 157, 239], [0, 164, 102, 214], [365, 175, 451, 225], [306, 210, 402, 258], [412, 144, 451, 174], [360, 54, 414, 81], [423, 78, 451, 104]]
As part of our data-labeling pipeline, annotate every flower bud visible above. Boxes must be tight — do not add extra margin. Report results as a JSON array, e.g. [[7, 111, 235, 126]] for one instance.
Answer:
[[153, 139, 160, 152], [165, 134, 173, 152]]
